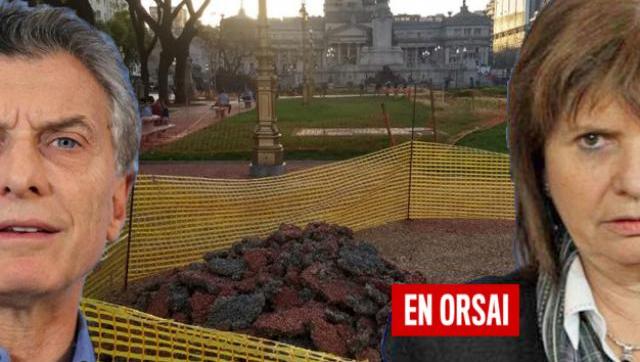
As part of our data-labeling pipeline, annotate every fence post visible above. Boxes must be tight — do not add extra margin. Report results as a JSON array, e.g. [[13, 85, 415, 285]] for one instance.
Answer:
[[407, 83, 418, 220], [380, 103, 396, 146], [471, 89, 476, 113], [123, 182, 136, 291], [429, 83, 437, 143]]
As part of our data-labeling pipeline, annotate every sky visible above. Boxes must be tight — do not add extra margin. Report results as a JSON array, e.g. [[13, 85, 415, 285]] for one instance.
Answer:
[[141, 0, 490, 26]]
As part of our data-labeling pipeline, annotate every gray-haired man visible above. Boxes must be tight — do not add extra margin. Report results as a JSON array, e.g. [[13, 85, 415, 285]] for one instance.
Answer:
[[0, 1, 139, 360]]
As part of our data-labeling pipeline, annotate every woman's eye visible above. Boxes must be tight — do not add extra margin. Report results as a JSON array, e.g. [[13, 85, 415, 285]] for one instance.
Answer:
[[578, 133, 605, 149], [52, 137, 80, 149]]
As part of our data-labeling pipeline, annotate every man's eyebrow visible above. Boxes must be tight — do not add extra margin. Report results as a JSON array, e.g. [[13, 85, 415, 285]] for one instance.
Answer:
[[36, 115, 96, 134], [0, 115, 97, 136]]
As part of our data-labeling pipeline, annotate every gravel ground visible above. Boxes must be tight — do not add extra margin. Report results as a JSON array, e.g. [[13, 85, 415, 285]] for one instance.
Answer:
[[354, 218, 516, 283]]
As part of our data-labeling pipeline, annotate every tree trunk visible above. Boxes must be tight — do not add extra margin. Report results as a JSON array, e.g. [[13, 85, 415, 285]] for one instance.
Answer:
[[173, 48, 189, 104], [125, 0, 211, 102], [129, 4, 155, 97], [139, 37, 157, 97], [140, 58, 151, 97], [158, 50, 173, 103]]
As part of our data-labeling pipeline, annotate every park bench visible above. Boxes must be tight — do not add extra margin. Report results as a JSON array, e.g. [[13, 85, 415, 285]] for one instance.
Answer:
[[141, 115, 175, 140], [241, 94, 253, 108], [211, 103, 232, 119]]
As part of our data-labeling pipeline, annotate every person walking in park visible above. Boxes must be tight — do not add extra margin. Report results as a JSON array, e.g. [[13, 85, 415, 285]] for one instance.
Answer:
[[213, 89, 232, 117]]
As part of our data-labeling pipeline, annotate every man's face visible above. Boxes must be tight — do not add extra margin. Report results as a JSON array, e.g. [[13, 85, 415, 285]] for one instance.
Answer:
[[0, 52, 131, 299]]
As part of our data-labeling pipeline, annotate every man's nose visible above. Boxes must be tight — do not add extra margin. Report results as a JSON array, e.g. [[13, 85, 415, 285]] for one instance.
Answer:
[[613, 143, 640, 200], [0, 140, 51, 199]]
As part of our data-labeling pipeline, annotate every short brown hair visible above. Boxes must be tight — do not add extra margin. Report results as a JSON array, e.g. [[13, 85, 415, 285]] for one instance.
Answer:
[[508, 0, 640, 278]]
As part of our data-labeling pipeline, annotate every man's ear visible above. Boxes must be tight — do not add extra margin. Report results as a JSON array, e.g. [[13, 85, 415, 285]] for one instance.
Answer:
[[106, 173, 136, 243]]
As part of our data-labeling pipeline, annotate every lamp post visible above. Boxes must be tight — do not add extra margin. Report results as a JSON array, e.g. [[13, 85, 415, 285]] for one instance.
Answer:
[[454, 47, 467, 88], [300, 1, 313, 105], [419, 46, 441, 142], [287, 63, 295, 91], [324, 46, 336, 92], [250, 0, 285, 177]]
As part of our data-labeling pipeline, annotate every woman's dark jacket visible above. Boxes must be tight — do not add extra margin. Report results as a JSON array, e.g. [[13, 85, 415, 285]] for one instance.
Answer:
[[381, 268, 547, 361]]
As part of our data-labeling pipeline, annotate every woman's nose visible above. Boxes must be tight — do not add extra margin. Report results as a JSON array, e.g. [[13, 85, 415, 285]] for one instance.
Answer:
[[612, 142, 640, 200]]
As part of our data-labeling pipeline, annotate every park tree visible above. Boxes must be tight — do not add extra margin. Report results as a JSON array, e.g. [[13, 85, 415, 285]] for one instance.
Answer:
[[197, 16, 258, 92], [97, 10, 138, 71], [125, 0, 211, 104], [196, 24, 218, 91], [127, 3, 158, 98], [25, 0, 95, 24], [217, 15, 258, 79]]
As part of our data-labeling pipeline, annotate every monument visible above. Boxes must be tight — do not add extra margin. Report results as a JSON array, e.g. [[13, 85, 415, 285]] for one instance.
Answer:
[[359, 0, 404, 67]]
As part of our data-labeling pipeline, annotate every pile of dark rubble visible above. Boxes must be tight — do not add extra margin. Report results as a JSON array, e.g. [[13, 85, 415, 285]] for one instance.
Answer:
[[114, 222, 426, 361]]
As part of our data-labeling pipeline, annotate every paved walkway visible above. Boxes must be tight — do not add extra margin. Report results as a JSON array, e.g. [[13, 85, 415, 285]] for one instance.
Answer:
[[141, 100, 255, 151], [139, 160, 332, 179], [294, 127, 433, 136]]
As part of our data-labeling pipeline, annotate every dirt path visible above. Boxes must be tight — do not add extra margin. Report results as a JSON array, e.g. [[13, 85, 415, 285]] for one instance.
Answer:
[[416, 97, 506, 144], [450, 113, 506, 145]]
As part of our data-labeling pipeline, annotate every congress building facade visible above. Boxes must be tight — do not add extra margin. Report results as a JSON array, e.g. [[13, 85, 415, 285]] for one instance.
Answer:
[[219, 0, 493, 89]]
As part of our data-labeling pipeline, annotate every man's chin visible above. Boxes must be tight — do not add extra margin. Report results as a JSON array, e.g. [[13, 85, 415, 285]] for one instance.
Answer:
[[0, 273, 79, 307]]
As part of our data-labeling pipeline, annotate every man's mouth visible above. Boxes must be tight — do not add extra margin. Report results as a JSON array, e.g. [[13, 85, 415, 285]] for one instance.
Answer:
[[0, 221, 61, 237], [0, 226, 56, 234]]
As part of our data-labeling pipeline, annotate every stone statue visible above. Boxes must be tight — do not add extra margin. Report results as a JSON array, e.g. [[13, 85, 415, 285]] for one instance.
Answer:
[[374, 0, 392, 18]]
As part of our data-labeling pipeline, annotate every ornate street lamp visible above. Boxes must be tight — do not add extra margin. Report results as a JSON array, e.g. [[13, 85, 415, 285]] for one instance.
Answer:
[[322, 46, 336, 90], [250, 0, 285, 177], [300, 1, 313, 105], [453, 47, 467, 88]]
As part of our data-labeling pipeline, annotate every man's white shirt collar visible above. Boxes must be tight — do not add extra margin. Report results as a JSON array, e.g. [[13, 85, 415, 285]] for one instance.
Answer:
[[563, 256, 618, 361]]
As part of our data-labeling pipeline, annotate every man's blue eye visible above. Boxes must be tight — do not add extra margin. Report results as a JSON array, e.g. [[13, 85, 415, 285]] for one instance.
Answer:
[[53, 138, 79, 149]]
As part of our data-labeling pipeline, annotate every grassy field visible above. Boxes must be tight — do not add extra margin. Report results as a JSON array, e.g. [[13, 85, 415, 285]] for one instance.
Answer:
[[142, 95, 504, 161], [456, 122, 509, 154]]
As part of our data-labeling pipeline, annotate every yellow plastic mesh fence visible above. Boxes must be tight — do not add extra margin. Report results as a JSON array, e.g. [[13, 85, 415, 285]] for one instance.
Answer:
[[80, 298, 355, 362], [409, 142, 514, 220], [123, 142, 412, 283], [81, 141, 514, 362], [84, 234, 128, 300]]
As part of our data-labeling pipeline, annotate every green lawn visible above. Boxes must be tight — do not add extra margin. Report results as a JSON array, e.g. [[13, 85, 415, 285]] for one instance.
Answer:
[[142, 96, 502, 161], [456, 122, 509, 154]]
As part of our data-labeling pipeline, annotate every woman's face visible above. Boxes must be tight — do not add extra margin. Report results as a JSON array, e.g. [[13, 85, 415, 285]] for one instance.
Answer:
[[545, 98, 640, 270]]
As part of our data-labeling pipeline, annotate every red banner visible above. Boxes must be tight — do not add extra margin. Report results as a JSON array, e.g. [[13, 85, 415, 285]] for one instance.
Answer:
[[391, 284, 520, 337]]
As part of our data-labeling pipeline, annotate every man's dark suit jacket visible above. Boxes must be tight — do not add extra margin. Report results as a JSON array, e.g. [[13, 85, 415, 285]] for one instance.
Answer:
[[382, 268, 547, 361]]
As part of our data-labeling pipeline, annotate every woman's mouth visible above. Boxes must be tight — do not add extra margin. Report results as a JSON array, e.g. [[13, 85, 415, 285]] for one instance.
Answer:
[[604, 219, 640, 236]]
